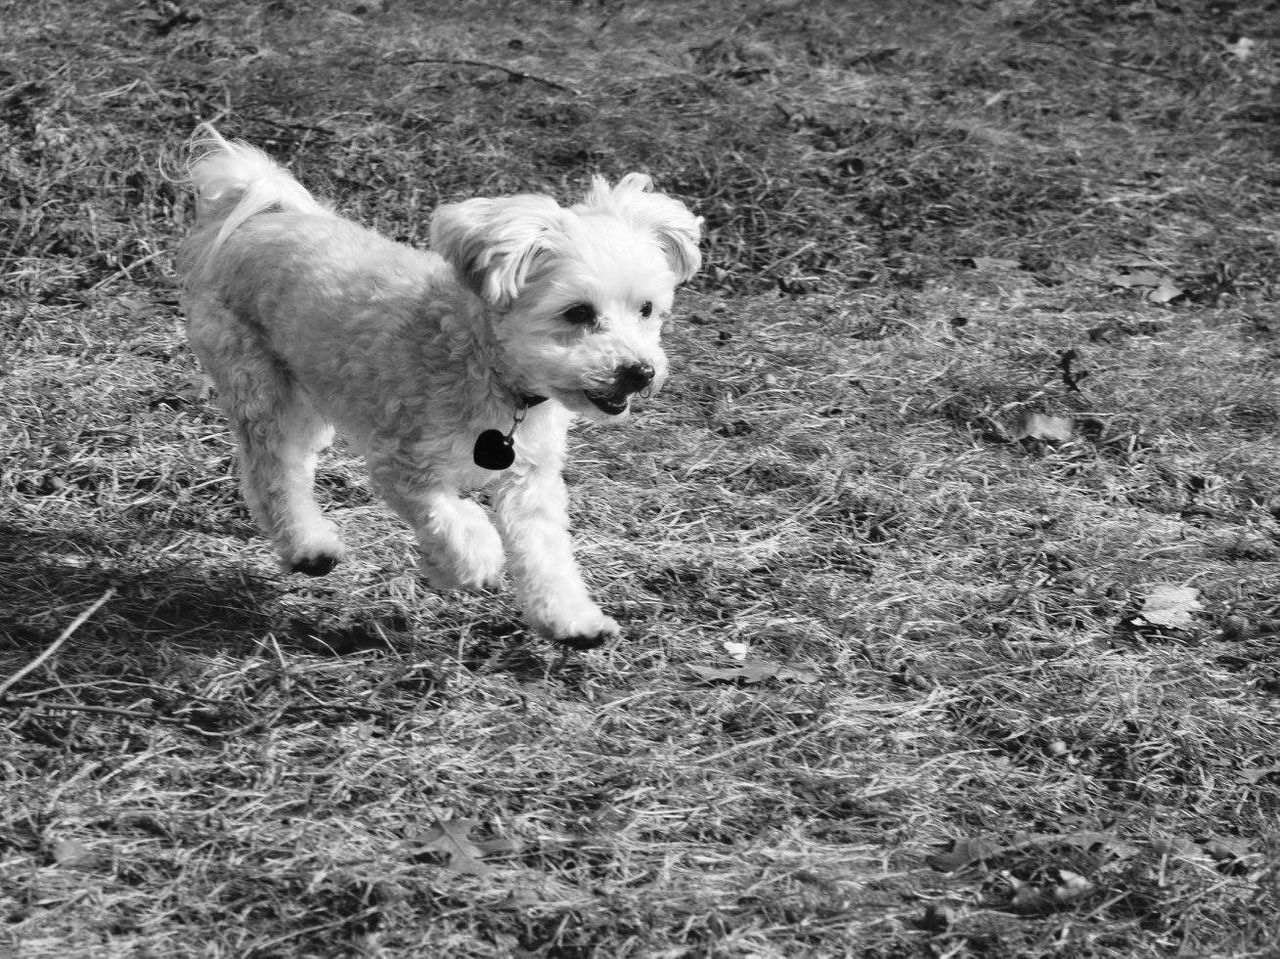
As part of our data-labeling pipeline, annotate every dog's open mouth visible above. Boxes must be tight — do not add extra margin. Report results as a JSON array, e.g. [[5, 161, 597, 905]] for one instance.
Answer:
[[584, 389, 630, 416]]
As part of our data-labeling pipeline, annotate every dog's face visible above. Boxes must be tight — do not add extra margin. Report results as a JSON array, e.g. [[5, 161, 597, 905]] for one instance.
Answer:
[[430, 174, 702, 422]]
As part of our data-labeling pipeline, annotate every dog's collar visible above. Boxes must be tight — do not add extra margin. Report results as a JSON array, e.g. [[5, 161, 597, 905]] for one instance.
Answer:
[[473, 392, 548, 471]]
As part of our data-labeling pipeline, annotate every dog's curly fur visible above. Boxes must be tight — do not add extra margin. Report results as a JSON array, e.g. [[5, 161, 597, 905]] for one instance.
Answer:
[[177, 125, 702, 649]]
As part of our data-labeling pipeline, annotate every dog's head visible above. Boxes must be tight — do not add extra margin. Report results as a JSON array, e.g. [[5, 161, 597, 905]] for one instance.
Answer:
[[430, 174, 702, 421]]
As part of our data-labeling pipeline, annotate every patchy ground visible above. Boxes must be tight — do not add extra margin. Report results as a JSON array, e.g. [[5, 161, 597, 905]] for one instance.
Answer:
[[2, 1, 1279, 956]]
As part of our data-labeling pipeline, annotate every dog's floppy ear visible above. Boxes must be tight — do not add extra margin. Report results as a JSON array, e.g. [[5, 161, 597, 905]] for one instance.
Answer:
[[580, 173, 703, 283], [430, 195, 565, 307]]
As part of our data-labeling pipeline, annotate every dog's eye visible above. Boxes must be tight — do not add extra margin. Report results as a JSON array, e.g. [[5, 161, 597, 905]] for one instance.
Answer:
[[562, 304, 597, 325], [639, 301, 653, 318]]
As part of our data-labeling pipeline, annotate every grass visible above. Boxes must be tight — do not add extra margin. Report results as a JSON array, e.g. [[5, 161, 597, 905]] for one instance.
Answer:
[[2, 0, 1279, 955]]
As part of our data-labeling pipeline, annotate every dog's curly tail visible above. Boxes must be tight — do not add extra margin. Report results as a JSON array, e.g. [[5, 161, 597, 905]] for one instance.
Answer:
[[182, 123, 329, 271]]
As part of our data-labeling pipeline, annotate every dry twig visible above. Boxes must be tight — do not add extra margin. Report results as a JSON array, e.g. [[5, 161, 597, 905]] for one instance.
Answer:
[[0, 587, 115, 698]]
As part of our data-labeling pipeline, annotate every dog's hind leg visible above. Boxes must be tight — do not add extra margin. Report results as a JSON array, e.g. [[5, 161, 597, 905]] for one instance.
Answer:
[[191, 314, 345, 575], [239, 399, 344, 576]]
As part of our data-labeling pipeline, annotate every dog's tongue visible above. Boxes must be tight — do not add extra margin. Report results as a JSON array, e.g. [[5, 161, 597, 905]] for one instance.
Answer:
[[585, 390, 629, 415]]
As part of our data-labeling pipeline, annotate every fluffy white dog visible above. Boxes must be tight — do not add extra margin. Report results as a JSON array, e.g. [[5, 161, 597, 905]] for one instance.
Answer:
[[177, 125, 701, 649]]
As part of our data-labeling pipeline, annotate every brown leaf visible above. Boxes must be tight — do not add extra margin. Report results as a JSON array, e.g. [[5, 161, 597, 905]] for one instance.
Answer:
[[411, 817, 519, 877]]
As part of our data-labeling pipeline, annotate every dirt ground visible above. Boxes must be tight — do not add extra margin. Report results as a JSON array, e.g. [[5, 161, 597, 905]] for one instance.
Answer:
[[2, 1, 1279, 956]]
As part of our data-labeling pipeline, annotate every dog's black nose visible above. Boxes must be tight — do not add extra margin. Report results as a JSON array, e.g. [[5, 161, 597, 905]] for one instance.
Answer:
[[616, 361, 655, 394]]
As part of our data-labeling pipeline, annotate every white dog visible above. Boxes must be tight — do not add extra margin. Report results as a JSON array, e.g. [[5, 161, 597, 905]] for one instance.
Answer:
[[177, 125, 701, 649]]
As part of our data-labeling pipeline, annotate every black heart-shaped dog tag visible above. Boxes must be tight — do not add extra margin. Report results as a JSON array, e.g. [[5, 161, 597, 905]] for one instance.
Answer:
[[473, 429, 515, 470]]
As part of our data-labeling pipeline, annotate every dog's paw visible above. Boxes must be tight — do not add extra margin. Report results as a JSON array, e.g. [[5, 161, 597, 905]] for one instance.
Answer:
[[287, 550, 342, 577], [537, 611, 621, 651], [555, 626, 617, 651], [282, 523, 344, 577]]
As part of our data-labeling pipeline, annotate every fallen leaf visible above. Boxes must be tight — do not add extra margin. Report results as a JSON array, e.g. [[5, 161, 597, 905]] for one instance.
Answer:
[[1134, 585, 1202, 629], [410, 817, 519, 877], [721, 641, 749, 661], [1009, 411, 1075, 443]]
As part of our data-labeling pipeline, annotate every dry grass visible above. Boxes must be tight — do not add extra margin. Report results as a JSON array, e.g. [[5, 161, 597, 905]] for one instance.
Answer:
[[3, 0, 1280, 956]]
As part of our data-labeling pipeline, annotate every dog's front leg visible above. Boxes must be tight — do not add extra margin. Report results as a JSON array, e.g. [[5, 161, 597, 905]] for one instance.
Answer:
[[492, 466, 620, 650], [366, 449, 505, 591]]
